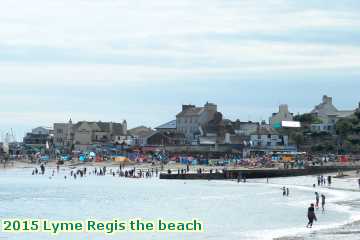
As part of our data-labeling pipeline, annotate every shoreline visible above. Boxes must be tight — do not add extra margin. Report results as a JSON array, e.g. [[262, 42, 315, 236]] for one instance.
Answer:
[[272, 181, 360, 240], [2, 162, 360, 240], [274, 200, 360, 240], [3, 160, 360, 179]]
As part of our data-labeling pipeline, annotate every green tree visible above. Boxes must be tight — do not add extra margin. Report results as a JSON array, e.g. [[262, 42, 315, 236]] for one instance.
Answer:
[[336, 118, 354, 153], [336, 119, 353, 137], [291, 132, 304, 151]]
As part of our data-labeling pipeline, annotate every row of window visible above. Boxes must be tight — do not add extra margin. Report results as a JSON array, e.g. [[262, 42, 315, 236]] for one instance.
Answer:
[[179, 127, 198, 134], [254, 142, 285, 146], [178, 117, 199, 124], [312, 125, 332, 131], [255, 135, 281, 139]]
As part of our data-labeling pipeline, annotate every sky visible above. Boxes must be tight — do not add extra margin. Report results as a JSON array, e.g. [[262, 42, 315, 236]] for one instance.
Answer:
[[1, 0, 360, 140]]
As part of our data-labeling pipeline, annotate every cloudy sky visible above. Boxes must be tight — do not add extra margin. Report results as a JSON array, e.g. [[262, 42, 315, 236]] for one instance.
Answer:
[[1, 0, 360, 140]]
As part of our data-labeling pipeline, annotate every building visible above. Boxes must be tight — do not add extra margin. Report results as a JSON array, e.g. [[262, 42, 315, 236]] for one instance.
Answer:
[[176, 102, 219, 143], [53, 119, 128, 150], [155, 120, 177, 133], [233, 120, 260, 136], [249, 126, 293, 155], [31, 126, 52, 135], [54, 119, 74, 149], [128, 126, 155, 146], [23, 126, 52, 146], [147, 132, 186, 146], [269, 104, 294, 128], [310, 95, 354, 133]]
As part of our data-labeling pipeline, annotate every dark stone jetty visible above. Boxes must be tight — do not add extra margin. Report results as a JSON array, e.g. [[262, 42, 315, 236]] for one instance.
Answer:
[[159, 165, 360, 180]]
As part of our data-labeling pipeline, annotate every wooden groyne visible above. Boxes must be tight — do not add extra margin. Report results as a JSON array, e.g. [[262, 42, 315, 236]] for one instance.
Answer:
[[159, 165, 360, 180]]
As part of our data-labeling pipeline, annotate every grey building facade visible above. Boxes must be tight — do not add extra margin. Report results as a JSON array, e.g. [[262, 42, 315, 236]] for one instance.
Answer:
[[176, 102, 218, 143]]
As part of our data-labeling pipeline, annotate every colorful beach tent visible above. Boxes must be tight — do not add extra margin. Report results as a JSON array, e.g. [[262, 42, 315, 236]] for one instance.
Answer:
[[60, 155, 70, 161], [339, 155, 349, 163], [40, 155, 50, 161], [95, 155, 103, 162], [112, 156, 130, 162]]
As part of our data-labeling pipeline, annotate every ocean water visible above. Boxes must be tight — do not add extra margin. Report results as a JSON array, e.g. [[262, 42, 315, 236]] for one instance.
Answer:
[[0, 168, 359, 240]]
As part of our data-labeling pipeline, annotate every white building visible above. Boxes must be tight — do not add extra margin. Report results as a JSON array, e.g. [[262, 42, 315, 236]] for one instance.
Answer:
[[250, 128, 289, 148], [128, 126, 154, 146]]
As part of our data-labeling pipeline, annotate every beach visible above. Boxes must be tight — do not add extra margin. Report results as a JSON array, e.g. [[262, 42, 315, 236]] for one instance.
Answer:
[[0, 163, 360, 240]]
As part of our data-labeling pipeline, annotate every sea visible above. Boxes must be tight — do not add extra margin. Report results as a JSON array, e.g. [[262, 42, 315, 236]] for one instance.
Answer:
[[0, 167, 359, 240]]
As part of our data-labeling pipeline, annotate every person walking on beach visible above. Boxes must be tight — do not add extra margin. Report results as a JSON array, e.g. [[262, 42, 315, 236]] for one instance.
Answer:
[[306, 203, 317, 228], [286, 188, 290, 197], [327, 176, 332, 186], [40, 164, 45, 175], [315, 192, 320, 208], [282, 187, 286, 196], [321, 194, 326, 212]]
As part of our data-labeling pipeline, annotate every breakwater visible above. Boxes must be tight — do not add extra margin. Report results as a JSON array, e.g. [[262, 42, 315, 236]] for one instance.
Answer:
[[160, 165, 360, 180]]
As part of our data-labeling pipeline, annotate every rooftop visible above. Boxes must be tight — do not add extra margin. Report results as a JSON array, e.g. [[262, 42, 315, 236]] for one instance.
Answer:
[[155, 120, 177, 129]]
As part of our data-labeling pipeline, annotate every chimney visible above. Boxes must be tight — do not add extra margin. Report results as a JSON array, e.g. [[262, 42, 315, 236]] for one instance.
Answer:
[[204, 102, 217, 112], [279, 104, 288, 113], [182, 104, 195, 111], [109, 122, 113, 134], [122, 120, 127, 135], [322, 95, 332, 104]]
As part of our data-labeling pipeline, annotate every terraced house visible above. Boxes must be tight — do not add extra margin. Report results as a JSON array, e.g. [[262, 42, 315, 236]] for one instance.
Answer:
[[54, 119, 127, 150]]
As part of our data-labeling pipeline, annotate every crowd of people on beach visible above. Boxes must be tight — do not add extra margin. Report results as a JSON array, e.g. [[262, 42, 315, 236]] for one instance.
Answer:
[[31, 163, 160, 180], [30, 162, 360, 231]]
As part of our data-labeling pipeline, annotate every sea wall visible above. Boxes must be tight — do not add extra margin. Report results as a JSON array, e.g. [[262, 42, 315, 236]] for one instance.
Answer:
[[160, 165, 360, 180]]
